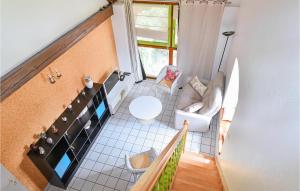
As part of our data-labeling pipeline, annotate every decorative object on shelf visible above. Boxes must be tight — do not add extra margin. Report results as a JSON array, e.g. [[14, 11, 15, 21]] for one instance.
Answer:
[[48, 74, 56, 84], [78, 106, 88, 119], [218, 31, 235, 72], [84, 120, 91, 130], [40, 132, 54, 145], [55, 69, 62, 78], [62, 116, 68, 123], [67, 104, 73, 112], [76, 98, 80, 104], [39, 132, 47, 140], [46, 137, 54, 145], [38, 146, 46, 155], [51, 125, 58, 134], [84, 75, 93, 89], [30, 143, 45, 155], [70, 145, 75, 150], [30, 143, 38, 151], [82, 91, 86, 97]]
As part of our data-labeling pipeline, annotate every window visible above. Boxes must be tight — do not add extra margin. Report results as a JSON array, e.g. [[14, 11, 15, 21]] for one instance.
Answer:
[[133, 2, 178, 77]]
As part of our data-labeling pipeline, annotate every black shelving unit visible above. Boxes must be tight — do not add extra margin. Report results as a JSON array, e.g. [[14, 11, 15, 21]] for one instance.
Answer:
[[28, 83, 111, 189]]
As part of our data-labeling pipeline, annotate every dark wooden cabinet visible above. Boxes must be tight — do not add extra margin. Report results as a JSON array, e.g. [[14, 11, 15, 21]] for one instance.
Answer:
[[28, 83, 110, 189]]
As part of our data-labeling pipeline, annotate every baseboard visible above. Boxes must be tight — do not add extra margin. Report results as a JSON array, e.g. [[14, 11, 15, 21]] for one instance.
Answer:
[[215, 155, 229, 191]]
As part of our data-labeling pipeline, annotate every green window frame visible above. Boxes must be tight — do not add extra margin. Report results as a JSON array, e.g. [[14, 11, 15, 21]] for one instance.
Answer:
[[136, 4, 178, 50]]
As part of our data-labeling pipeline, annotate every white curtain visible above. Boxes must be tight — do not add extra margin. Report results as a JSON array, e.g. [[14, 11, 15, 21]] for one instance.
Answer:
[[177, 0, 225, 83], [124, 0, 143, 81]]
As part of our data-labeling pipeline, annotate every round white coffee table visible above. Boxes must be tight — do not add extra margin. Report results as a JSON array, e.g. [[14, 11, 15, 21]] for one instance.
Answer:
[[129, 96, 162, 123]]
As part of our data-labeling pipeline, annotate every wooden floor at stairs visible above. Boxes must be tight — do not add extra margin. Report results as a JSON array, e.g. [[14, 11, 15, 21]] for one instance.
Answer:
[[172, 151, 223, 191]]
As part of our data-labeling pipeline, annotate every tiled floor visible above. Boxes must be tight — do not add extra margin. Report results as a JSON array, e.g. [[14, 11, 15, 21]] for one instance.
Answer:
[[47, 80, 218, 191]]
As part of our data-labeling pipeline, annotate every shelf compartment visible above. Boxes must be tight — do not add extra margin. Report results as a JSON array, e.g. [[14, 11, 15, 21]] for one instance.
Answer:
[[71, 130, 88, 155], [95, 101, 107, 119], [78, 103, 95, 126], [85, 113, 99, 136], [93, 96, 100, 108], [61, 160, 79, 185], [53, 149, 75, 178], [100, 109, 110, 126], [89, 123, 102, 142], [65, 120, 82, 144], [77, 140, 91, 161], [46, 137, 69, 169]]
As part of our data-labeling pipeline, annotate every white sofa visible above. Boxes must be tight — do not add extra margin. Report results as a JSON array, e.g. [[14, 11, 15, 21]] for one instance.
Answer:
[[174, 72, 225, 132]]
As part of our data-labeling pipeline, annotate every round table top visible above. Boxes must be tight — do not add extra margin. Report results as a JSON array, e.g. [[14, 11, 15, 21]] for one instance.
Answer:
[[129, 96, 162, 120]]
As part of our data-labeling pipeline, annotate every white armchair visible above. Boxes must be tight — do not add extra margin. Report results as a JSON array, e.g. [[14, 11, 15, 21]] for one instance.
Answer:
[[125, 147, 157, 182], [155, 65, 182, 95], [174, 72, 225, 132]]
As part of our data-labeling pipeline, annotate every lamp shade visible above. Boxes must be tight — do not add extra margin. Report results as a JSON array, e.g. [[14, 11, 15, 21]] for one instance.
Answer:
[[222, 31, 235, 36]]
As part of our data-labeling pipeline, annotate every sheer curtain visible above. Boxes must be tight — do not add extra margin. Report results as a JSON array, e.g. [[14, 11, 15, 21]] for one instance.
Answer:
[[124, 0, 144, 82], [177, 0, 225, 83]]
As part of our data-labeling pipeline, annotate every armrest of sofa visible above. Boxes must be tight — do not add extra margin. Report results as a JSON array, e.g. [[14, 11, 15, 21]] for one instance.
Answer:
[[175, 109, 211, 120], [174, 109, 212, 132]]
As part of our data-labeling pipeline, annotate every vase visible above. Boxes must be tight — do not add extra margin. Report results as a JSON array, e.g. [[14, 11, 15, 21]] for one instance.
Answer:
[[84, 76, 93, 89]]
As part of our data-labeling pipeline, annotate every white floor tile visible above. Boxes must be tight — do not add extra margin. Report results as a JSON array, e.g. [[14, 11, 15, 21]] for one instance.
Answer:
[[58, 80, 219, 191], [81, 181, 95, 191]]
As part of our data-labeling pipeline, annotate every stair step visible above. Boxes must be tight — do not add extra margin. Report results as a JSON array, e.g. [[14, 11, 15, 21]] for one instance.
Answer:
[[175, 169, 222, 187], [178, 159, 217, 170], [176, 167, 221, 180], [171, 152, 223, 191], [183, 151, 215, 161], [172, 178, 222, 191], [180, 153, 217, 169]]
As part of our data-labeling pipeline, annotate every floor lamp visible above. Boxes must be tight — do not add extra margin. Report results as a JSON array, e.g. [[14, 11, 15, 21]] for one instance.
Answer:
[[218, 31, 235, 72]]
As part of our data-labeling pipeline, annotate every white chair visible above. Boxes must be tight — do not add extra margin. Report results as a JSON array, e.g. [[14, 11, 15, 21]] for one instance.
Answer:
[[155, 65, 182, 95], [125, 147, 157, 182]]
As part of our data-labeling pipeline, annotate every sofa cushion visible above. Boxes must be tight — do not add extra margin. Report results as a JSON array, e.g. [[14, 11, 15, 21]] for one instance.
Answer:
[[198, 88, 222, 117], [183, 102, 204, 113], [177, 84, 202, 110], [189, 76, 207, 96]]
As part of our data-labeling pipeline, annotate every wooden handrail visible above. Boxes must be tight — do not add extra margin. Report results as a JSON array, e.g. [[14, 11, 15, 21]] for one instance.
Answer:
[[131, 120, 189, 191]]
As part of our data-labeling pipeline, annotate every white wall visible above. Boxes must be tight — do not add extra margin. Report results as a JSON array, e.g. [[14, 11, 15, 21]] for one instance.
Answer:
[[219, 0, 299, 190], [211, 5, 239, 79], [1, 0, 109, 77]]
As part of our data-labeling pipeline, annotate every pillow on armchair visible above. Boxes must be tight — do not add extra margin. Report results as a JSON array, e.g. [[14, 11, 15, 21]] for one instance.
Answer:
[[189, 76, 207, 96]]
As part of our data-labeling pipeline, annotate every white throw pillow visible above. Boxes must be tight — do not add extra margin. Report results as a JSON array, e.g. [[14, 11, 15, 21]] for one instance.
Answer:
[[189, 76, 207, 96], [184, 102, 204, 113]]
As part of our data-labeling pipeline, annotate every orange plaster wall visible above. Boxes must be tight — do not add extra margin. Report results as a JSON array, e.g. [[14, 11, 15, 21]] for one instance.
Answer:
[[0, 19, 118, 191]]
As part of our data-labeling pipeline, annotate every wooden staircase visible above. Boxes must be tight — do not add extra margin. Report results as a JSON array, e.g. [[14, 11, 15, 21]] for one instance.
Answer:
[[131, 121, 224, 191], [172, 152, 223, 191]]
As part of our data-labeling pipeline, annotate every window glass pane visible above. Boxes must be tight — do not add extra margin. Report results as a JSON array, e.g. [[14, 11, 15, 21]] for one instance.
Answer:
[[173, 5, 179, 46], [138, 47, 169, 77], [133, 4, 169, 44]]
